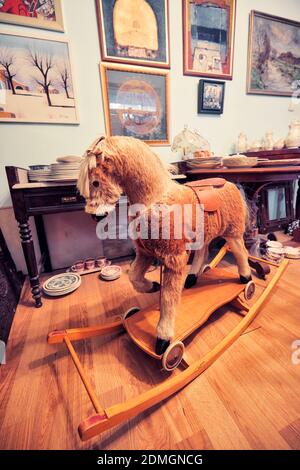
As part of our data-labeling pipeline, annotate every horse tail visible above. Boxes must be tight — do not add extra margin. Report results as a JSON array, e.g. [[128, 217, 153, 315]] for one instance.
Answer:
[[238, 184, 256, 232]]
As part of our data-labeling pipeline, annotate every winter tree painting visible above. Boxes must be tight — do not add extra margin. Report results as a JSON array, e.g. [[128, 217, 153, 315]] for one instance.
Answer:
[[0, 32, 78, 123]]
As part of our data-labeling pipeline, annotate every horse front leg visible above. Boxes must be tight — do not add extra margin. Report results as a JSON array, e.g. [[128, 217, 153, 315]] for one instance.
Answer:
[[185, 245, 209, 288], [128, 250, 160, 293], [156, 266, 186, 355]]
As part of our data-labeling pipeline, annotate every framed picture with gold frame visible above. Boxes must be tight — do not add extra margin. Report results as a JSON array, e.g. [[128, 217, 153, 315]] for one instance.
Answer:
[[183, 0, 236, 80], [96, 0, 170, 68], [0, 0, 64, 32], [247, 10, 300, 96], [100, 62, 170, 145], [0, 29, 79, 124]]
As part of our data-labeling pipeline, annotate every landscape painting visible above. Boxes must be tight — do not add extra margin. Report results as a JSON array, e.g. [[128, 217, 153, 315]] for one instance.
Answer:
[[0, 0, 64, 31], [247, 11, 300, 96], [183, 0, 236, 79], [96, 0, 170, 68], [100, 63, 170, 145], [0, 32, 79, 124]]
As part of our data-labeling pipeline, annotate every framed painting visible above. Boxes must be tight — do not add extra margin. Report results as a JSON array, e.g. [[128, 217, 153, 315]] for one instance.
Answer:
[[0, 30, 79, 124], [100, 62, 170, 145], [183, 0, 236, 80], [96, 0, 170, 68], [247, 11, 300, 96], [0, 0, 64, 32], [198, 79, 225, 114]]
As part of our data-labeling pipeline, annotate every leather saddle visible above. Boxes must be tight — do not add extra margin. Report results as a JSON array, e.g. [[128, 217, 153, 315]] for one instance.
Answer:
[[185, 178, 226, 212]]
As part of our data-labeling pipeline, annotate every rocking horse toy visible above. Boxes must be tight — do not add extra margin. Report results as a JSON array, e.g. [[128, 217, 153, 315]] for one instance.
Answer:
[[47, 136, 288, 441]]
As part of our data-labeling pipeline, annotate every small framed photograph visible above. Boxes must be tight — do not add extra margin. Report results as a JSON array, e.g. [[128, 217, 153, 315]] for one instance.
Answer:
[[198, 79, 225, 114], [0, 0, 64, 32], [100, 62, 170, 145]]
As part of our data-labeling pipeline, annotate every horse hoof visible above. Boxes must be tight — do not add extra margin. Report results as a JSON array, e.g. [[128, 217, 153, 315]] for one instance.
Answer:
[[240, 274, 252, 284], [185, 274, 197, 289], [155, 338, 170, 355], [149, 281, 160, 293]]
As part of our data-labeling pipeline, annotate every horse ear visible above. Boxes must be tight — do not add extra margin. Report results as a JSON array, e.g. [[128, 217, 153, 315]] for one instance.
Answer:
[[86, 136, 105, 157]]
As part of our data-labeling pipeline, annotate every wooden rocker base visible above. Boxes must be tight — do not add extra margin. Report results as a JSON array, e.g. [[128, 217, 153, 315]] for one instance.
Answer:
[[47, 247, 289, 441], [124, 267, 253, 360]]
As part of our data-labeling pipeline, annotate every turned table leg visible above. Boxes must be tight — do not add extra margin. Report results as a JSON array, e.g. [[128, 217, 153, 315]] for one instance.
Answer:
[[18, 219, 42, 308]]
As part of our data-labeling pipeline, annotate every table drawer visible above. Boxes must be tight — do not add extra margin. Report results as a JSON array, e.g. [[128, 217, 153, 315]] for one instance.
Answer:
[[24, 190, 85, 214]]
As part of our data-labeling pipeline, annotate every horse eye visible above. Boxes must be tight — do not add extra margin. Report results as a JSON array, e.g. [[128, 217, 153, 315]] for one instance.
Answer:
[[92, 180, 100, 188]]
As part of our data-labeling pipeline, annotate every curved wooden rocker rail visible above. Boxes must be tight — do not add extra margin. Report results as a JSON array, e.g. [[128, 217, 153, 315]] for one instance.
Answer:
[[47, 247, 289, 441]]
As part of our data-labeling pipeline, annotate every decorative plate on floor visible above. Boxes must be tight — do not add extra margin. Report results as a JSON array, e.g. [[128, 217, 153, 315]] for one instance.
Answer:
[[43, 273, 81, 296], [100, 265, 122, 281], [284, 247, 300, 259]]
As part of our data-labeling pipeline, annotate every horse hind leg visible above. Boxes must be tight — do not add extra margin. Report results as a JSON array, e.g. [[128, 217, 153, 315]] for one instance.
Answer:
[[225, 236, 252, 283]]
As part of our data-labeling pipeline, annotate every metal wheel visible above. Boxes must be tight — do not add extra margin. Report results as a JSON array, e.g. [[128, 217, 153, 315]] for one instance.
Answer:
[[244, 280, 256, 301], [123, 306, 140, 320], [162, 341, 185, 371]]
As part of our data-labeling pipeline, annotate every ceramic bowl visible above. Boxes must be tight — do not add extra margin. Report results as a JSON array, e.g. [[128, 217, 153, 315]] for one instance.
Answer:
[[100, 265, 122, 281]]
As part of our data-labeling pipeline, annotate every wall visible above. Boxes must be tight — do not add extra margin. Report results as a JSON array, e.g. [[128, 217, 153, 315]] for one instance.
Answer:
[[0, 0, 300, 271]]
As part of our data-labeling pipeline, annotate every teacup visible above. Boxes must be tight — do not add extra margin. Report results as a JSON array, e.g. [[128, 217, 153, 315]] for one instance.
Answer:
[[85, 258, 96, 270], [96, 256, 108, 268], [71, 260, 85, 272]]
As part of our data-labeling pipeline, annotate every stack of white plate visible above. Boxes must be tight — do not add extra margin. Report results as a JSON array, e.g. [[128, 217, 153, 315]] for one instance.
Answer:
[[265, 241, 284, 263], [28, 156, 83, 182], [100, 265, 122, 281], [48, 161, 81, 181], [42, 273, 81, 297], [28, 165, 51, 182]]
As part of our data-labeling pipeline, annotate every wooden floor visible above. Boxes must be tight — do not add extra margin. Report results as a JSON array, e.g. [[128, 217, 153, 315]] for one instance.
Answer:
[[1, 248, 300, 449]]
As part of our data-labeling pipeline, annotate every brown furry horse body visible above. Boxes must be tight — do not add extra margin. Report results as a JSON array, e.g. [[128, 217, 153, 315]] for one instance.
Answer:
[[78, 136, 251, 354]]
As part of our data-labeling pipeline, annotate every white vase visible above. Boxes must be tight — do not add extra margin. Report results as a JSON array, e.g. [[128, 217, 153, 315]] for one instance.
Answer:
[[248, 140, 262, 152], [236, 133, 248, 153], [285, 120, 300, 148], [264, 131, 274, 151], [274, 138, 285, 150]]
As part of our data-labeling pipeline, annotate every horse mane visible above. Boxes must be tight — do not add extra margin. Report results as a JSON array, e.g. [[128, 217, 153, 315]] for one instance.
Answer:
[[77, 136, 175, 199]]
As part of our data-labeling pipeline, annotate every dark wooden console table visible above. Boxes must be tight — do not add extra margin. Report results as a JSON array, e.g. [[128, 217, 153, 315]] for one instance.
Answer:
[[6, 164, 300, 308], [6, 166, 86, 308], [185, 166, 300, 232]]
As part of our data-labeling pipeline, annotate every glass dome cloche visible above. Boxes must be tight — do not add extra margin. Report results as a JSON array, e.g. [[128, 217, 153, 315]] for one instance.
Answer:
[[171, 125, 211, 160]]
